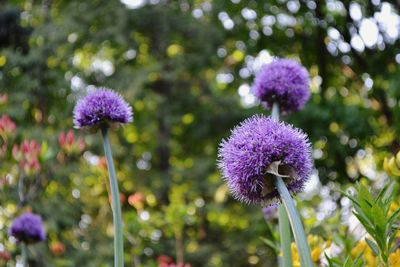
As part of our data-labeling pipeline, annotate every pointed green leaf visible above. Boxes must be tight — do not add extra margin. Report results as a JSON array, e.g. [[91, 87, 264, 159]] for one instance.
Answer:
[[325, 252, 344, 267], [259, 237, 279, 253], [374, 183, 390, 204], [365, 238, 379, 256], [343, 255, 351, 267], [389, 234, 397, 253], [353, 212, 374, 234], [371, 204, 386, 232], [341, 190, 361, 207], [382, 182, 395, 203], [387, 207, 400, 230], [351, 251, 365, 267], [358, 184, 373, 204]]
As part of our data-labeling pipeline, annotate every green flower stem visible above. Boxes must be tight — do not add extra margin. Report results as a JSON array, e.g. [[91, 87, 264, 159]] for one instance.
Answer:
[[272, 102, 280, 121], [101, 127, 124, 267], [275, 176, 313, 267], [278, 205, 292, 267], [21, 242, 27, 267], [271, 102, 292, 267], [18, 173, 25, 205]]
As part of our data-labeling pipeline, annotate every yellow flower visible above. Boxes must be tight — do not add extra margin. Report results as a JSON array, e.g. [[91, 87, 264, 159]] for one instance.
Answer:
[[291, 243, 301, 267], [396, 229, 400, 239], [311, 247, 322, 262], [350, 241, 377, 267], [291, 235, 325, 267], [389, 249, 400, 267], [389, 202, 400, 217]]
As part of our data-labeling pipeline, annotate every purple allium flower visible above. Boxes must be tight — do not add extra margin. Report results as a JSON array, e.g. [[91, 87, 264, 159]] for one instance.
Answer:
[[252, 59, 310, 113], [217, 115, 312, 205], [9, 213, 45, 244], [73, 88, 133, 130]]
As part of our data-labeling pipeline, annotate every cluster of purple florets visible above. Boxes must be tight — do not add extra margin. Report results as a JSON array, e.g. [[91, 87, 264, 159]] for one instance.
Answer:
[[73, 88, 133, 129], [218, 115, 312, 205], [9, 213, 45, 244], [252, 59, 310, 113]]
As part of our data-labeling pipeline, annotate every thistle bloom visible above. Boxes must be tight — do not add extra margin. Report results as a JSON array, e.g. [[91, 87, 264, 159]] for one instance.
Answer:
[[252, 59, 310, 113], [218, 115, 312, 205], [73, 88, 133, 130], [9, 213, 45, 244]]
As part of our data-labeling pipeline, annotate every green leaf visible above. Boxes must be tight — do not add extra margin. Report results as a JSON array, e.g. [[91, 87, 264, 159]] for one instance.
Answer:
[[382, 182, 395, 203], [325, 257, 334, 267], [341, 190, 361, 207], [259, 237, 279, 253], [365, 238, 379, 256], [332, 232, 347, 250], [371, 204, 387, 234], [351, 251, 365, 267], [374, 183, 391, 205], [389, 237, 398, 254], [387, 207, 400, 230], [343, 255, 351, 267], [324, 252, 342, 267], [358, 184, 374, 206], [389, 243, 398, 254], [353, 212, 374, 234]]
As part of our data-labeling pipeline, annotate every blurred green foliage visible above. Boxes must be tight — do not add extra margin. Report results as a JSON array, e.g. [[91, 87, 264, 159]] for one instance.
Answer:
[[1, 0, 400, 266]]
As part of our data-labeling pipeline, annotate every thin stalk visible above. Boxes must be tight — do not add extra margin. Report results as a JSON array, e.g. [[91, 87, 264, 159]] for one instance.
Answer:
[[21, 242, 28, 267], [124, 232, 140, 266], [101, 127, 124, 267], [379, 253, 388, 267], [18, 173, 25, 205], [272, 102, 280, 121], [175, 230, 184, 264], [271, 102, 292, 267], [275, 176, 313, 267], [278, 205, 292, 267]]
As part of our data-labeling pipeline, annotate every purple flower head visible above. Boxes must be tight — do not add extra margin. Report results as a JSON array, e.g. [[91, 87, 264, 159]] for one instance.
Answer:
[[73, 88, 133, 130], [9, 213, 45, 244], [252, 59, 310, 113], [217, 115, 312, 205]]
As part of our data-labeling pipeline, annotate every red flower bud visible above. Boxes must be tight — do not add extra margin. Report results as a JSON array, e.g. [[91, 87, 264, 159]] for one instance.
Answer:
[[59, 130, 85, 155], [50, 242, 66, 256], [0, 251, 11, 261], [0, 94, 8, 104], [13, 140, 41, 175], [0, 115, 16, 139]]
